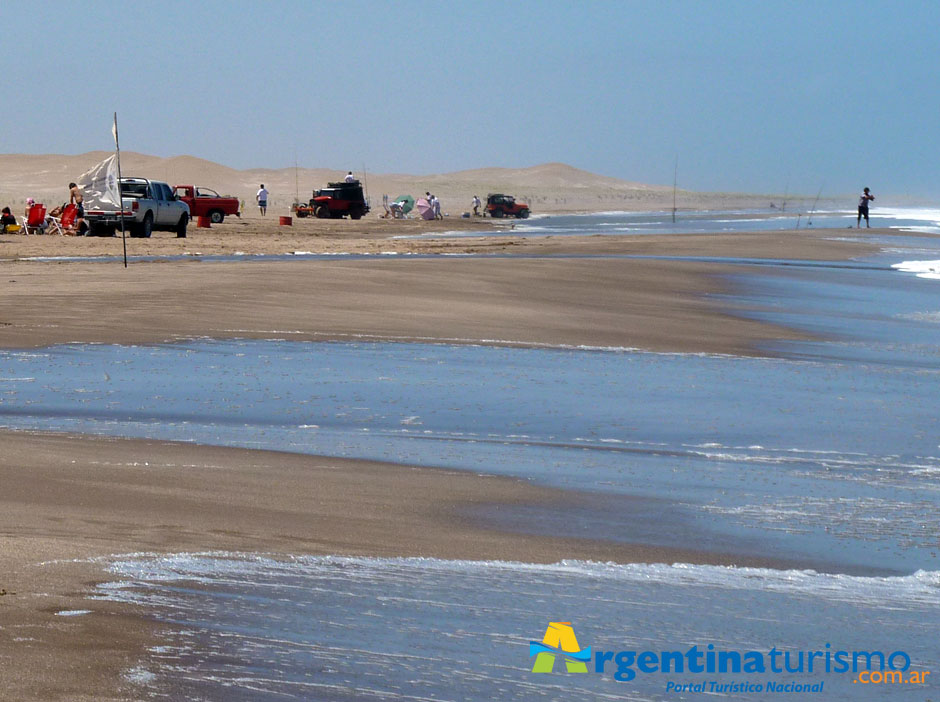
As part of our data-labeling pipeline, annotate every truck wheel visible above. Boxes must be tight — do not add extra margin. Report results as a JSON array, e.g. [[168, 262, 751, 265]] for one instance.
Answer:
[[134, 213, 154, 238], [517, 209, 530, 219], [349, 206, 363, 220], [295, 208, 308, 218], [315, 205, 331, 219], [490, 209, 504, 218], [176, 213, 189, 238], [209, 210, 224, 224]]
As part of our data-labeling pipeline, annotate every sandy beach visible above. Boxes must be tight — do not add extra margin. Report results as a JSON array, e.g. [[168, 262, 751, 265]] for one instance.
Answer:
[[0, 214, 916, 700], [0, 218, 889, 355], [1, 430, 811, 700], [6, 2, 939, 693]]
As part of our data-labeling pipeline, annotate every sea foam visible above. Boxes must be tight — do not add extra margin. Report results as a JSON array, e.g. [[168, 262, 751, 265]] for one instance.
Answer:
[[101, 552, 940, 609]]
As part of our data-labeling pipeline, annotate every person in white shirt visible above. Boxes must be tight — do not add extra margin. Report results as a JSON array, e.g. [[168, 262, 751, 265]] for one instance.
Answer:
[[345, 171, 355, 183], [431, 195, 442, 220], [256, 185, 269, 216], [472, 195, 481, 216], [857, 187, 874, 228]]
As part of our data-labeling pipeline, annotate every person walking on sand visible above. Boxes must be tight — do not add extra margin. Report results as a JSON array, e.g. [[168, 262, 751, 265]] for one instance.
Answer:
[[857, 187, 874, 228], [256, 184, 269, 216], [472, 195, 481, 216]]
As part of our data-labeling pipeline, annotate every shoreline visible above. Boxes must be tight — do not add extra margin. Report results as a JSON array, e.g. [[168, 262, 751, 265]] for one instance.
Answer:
[[0, 224, 900, 700], [0, 212, 916, 261], [0, 227, 889, 356], [0, 430, 812, 701]]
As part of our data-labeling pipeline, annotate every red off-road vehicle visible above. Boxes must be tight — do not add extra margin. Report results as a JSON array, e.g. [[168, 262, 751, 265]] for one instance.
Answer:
[[294, 180, 370, 220], [486, 193, 530, 219], [173, 185, 240, 224]]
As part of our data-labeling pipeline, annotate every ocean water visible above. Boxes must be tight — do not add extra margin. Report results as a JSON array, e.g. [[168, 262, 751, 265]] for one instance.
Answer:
[[96, 554, 938, 701], [1, 337, 938, 573], [507, 206, 940, 238], [3, 221, 940, 699]]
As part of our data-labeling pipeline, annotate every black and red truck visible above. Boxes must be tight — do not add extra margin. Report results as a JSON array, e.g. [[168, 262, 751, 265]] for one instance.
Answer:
[[293, 180, 370, 220]]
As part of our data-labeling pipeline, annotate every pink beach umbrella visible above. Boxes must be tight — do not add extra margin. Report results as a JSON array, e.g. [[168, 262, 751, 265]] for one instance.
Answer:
[[415, 198, 435, 220]]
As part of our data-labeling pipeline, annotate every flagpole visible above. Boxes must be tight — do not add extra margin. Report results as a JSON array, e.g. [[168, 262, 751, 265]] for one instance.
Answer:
[[113, 112, 127, 268]]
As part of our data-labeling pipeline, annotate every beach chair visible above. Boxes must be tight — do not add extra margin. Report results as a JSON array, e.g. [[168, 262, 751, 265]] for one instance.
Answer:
[[47, 204, 77, 235], [21, 203, 47, 234]]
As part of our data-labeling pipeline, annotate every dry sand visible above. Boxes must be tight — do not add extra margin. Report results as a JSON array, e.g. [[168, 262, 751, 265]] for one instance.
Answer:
[[0, 206, 893, 700], [0, 151, 810, 216]]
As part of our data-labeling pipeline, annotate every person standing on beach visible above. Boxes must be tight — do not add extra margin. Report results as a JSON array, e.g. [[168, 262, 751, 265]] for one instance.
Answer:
[[256, 184, 269, 216], [69, 181, 85, 235], [472, 195, 481, 216], [857, 187, 874, 228], [432, 194, 442, 220]]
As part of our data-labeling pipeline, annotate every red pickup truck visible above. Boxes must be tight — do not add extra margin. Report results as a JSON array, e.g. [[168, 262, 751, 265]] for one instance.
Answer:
[[173, 185, 240, 224]]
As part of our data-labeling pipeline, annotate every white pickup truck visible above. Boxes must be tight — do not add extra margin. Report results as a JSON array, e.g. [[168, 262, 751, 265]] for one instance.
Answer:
[[85, 177, 190, 238]]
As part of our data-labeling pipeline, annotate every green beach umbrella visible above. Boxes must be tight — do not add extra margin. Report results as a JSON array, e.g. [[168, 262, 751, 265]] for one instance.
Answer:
[[394, 195, 415, 214]]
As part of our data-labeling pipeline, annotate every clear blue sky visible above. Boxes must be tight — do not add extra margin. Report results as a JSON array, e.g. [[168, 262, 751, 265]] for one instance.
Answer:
[[3, 0, 938, 197]]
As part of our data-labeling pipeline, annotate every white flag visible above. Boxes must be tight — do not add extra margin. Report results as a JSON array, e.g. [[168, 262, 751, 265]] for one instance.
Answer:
[[77, 155, 121, 209]]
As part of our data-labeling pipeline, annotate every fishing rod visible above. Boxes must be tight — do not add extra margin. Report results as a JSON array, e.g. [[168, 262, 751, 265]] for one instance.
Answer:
[[294, 149, 299, 207], [672, 155, 678, 224], [807, 184, 824, 226], [362, 161, 370, 209]]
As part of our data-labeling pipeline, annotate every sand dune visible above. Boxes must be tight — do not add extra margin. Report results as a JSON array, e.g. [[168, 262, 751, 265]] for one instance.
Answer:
[[0, 151, 791, 215]]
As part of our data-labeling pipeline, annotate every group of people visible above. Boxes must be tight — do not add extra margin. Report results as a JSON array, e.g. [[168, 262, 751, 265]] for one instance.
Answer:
[[381, 194, 405, 219], [1, 182, 88, 235], [253, 170, 481, 222], [379, 192, 444, 220], [424, 192, 443, 220], [4, 179, 879, 231], [381, 193, 485, 220]]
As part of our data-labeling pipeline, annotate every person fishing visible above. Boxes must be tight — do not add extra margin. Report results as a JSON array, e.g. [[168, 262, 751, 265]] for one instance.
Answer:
[[857, 187, 874, 228]]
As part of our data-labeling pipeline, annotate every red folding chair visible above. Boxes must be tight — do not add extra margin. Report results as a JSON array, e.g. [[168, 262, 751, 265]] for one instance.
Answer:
[[60, 204, 77, 229], [47, 204, 77, 235], [21, 203, 47, 234]]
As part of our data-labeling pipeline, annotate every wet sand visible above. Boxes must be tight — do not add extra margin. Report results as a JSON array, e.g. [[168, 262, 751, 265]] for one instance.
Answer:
[[0, 223, 888, 700], [0, 431, 805, 701], [0, 223, 888, 356], [0, 212, 897, 260]]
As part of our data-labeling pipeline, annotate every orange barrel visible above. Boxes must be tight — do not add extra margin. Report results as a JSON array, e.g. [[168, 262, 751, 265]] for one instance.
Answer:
[[279, 216, 292, 226], [197, 216, 211, 228]]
